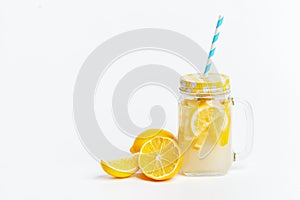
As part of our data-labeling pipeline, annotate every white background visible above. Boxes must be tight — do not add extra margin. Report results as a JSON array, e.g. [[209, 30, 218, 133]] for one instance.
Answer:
[[0, 0, 299, 199]]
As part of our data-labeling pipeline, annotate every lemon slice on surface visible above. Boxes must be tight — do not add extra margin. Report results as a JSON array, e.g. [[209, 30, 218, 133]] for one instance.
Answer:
[[138, 136, 182, 181], [101, 155, 139, 178]]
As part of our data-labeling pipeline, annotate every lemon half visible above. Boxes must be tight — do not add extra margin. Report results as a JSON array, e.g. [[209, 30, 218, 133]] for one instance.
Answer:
[[138, 136, 182, 181]]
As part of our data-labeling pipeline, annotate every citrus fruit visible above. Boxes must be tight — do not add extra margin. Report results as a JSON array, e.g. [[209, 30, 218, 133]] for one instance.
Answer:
[[219, 100, 231, 146], [100, 155, 139, 178], [178, 99, 201, 153], [191, 101, 227, 151], [130, 129, 177, 153], [138, 136, 182, 181]]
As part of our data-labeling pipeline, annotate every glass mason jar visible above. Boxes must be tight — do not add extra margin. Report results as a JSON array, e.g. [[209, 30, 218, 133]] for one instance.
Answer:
[[178, 73, 254, 176]]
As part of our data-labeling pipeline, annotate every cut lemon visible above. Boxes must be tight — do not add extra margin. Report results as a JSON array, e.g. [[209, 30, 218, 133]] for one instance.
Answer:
[[178, 99, 202, 153], [190, 101, 213, 137], [138, 136, 182, 181], [220, 100, 231, 146], [130, 129, 177, 153], [100, 155, 139, 178], [191, 101, 227, 151]]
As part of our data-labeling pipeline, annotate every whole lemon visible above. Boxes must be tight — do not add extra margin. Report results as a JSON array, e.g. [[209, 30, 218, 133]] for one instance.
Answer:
[[130, 129, 177, 153]]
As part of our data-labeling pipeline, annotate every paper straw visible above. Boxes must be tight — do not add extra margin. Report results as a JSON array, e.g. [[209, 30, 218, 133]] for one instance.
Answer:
[[204, 15, 224, 74]]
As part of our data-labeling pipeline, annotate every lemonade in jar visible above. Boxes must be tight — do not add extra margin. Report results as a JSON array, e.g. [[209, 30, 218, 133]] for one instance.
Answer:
[[178, 73, 253, 176]]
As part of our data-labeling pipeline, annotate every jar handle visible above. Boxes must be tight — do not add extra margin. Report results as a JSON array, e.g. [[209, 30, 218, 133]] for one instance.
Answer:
[[232, 97, 254, 162]]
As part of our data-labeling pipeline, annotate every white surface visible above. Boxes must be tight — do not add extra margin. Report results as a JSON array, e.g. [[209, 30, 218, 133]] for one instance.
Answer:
[[0, 0, 299, 199]]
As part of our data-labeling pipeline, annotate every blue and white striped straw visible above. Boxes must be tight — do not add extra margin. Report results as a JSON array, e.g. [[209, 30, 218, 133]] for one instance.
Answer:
[[204, 15, 224, 75]]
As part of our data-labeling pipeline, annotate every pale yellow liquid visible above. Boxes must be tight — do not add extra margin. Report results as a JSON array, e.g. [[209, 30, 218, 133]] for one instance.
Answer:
[[180, 140, 232, 175], [178, 98, 232, 175]]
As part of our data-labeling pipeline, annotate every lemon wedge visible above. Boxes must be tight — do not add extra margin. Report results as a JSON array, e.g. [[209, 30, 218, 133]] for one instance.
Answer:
[[101, 155, 139, 178]]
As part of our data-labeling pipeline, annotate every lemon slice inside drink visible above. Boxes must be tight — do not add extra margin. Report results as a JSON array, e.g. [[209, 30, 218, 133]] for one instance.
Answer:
[[190, 101, 228, 157]]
